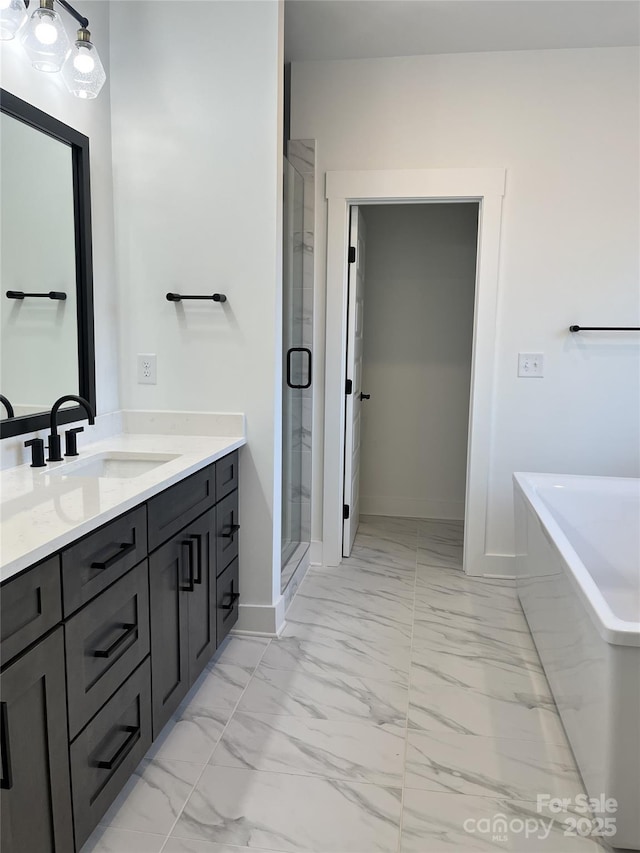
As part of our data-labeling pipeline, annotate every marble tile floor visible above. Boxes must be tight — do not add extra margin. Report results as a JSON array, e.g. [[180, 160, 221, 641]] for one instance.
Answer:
[[82, 516, 605, 853]]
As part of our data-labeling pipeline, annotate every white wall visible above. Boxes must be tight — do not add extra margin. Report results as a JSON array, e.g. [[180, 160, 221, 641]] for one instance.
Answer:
[[109, 1, 284, 619], [291, 47, 640, 560], [360, 203, 477, 521]]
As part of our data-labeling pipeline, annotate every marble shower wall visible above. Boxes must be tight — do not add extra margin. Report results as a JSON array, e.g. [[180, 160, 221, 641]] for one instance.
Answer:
[[287, 140, 316, 548]]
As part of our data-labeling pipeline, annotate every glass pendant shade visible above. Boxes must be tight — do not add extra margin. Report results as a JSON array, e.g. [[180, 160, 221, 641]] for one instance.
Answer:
[[61, 28, 105, 98], [20, 1, 70, 72], [0, 0, 28, 40]]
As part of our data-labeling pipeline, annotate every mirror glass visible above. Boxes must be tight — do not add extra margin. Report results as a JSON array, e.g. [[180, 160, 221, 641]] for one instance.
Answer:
[[0, 89, 95, 439], [1, 111, 79, 417]]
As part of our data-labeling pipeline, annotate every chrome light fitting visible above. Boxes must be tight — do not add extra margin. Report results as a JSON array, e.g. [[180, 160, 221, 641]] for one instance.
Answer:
[[1, 0, 106, 99]]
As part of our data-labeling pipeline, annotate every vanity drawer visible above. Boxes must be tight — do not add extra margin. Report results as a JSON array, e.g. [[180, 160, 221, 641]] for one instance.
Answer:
[[61, 506, 148, 617], [216, 557, 239, 645], [216, 450, 238, 501], [70, 658, 152, 850], [65, 561, 150, 740], [215, 489, 239, 575], [147, 464, 216, 552], [0, 556, 62, 665]]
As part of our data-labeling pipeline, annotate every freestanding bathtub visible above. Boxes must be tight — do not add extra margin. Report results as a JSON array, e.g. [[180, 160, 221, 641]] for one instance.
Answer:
[[513, 473, 640, 851]]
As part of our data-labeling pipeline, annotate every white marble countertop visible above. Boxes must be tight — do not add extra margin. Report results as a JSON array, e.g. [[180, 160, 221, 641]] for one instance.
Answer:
[[0, 420, 246, 583]]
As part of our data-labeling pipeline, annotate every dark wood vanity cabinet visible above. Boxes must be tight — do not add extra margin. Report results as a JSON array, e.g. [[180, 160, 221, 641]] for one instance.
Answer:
[[149, 507, 218, 737], [0, 450, 240, 852], [0, 628, 74, 853]]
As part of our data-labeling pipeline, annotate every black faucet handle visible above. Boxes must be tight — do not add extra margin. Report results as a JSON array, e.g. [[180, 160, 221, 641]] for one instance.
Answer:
[[24, 438, 46, 468], [46, 433, 63, 463], [64, 427, 84, 457]]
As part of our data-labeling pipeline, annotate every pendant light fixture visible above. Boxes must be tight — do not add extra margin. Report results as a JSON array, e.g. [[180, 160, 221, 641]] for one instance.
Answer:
[[20, 0, 70, 72], [61, 27, 105, 98], [0, 0, 28, 40], [1, 0, 106, 97]]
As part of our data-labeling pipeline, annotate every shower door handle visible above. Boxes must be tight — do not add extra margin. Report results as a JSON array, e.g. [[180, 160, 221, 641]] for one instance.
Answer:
[[286, 348, 312, 390]]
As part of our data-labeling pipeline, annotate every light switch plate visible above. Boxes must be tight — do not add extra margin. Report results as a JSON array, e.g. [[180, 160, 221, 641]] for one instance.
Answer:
[[518, 353, 544, 378]]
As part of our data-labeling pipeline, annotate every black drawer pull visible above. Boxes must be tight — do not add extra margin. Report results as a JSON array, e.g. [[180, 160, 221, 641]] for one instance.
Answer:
[[93, 623, 137, 659], [190, 533, 202, 584], [221, 523, 240, 539], [91, 541, 136, 571], [180, 538, 196, 592], [220, 591, 240, 611], [0, 702, 13, 790], [95, 724, 140, 771]]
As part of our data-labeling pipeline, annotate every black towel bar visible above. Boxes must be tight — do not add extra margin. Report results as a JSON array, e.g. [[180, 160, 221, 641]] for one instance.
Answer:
[[569, 325, 640, 332], [6, 291, 67, 301], [166, 293, 227, 303]]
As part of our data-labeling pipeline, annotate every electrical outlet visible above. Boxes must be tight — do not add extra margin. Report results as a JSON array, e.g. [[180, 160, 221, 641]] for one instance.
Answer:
[[518, 353, 544, 378], [137, 353, 157, 385]]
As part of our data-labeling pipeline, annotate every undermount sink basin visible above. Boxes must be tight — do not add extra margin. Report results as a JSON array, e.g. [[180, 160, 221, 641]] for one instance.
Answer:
[[47, 451, 180, 480]]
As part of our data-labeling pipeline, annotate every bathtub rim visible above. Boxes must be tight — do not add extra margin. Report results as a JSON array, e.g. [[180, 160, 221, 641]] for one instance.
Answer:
[[513, 472, 640, 648]]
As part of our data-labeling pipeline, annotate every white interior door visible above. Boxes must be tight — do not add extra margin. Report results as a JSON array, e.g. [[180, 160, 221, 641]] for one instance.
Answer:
[[343, 206, 366, 556]]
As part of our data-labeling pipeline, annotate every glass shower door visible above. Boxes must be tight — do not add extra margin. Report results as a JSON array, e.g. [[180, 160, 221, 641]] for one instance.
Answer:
[[282, 157, 311, 589]]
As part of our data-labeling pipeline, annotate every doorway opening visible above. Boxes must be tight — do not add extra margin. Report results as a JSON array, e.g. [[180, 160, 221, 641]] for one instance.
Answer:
[[322, 168, 505, 576], [342, 202, 479, 557]]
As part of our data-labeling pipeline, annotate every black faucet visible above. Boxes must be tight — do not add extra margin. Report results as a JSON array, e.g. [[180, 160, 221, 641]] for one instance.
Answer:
[[48, 395, 95, 462], [0, 394, 15, 419]]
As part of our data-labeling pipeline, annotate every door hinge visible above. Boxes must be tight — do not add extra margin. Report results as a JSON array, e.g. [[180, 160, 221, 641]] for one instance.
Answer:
[[343, 504, 350, 520], [345, 379, 353, 395], [348, 246, 356, 264]]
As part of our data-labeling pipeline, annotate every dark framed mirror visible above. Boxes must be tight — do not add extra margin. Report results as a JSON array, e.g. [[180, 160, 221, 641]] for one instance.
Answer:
[[0, 89, 95, 439]]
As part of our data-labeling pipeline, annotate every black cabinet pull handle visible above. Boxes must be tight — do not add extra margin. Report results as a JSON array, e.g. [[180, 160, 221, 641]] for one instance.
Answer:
[[359, 392, 371, 401], [0, 702, 13, 790], [93, 623, 137, 659], [221, 523, 240, 539], [95, 724, 140, 771], [180, 538, 197, 592], [286, 347, 312, 389], [91, 541, 136, 571], [190, 533, 202, 584], [220, 591, 240, 611]]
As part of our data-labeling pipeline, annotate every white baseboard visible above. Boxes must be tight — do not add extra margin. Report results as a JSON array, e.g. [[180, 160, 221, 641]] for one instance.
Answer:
[[236, 599, 286, 636], [361, 495, 464, 520], [310, 540, 323, 565], [465, 552, 515, 578]]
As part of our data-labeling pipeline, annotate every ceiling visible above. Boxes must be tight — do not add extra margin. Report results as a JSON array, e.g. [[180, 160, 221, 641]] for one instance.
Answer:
[[284, 0, 640, 62]]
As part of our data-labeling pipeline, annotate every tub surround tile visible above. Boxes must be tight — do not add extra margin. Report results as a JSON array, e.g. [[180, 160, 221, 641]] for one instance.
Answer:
[[239, 666, 409, 725], [172, 765, 402, 852], [100, 758, 202, 836], [405, 730, 584, 800], [211, 711, 406, 785]]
